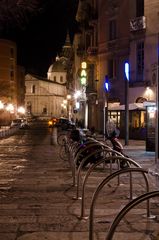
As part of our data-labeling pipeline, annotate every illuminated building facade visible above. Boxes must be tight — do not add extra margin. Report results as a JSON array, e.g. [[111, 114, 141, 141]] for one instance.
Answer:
[[0, 39, 17, 105], [0, 39, 25, 123], [73, 0, 158, 139]]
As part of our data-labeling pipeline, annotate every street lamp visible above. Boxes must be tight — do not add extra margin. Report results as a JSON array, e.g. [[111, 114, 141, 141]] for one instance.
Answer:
[[124, 61, 130, 145], [6, 103, 14, 113], [66, 94, 72, 120], [103, 75, 109, 139], [17, 106, 25, 115], [74, 90, 81, 99]]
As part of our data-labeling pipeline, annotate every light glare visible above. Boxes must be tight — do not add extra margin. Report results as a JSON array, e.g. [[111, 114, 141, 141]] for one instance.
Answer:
[[125, 62, 129, 81]]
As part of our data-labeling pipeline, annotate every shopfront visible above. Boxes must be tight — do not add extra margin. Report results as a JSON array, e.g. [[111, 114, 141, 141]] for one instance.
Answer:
[[108, 103, 146, 140], [144, 102, 156, 152]]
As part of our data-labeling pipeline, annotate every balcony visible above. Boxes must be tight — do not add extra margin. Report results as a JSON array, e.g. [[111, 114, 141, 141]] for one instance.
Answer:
[[130, 16, 146, 32], [87, 46, 98, 61], [87, 46, 98, 56]]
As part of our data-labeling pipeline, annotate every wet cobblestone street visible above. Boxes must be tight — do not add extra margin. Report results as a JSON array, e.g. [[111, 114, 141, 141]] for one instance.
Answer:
[[0, 124, 158, 240]]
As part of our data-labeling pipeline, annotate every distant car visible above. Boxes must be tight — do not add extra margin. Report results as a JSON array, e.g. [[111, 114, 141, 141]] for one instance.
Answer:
[[10, 118, 23, 128], [19, 120, 30, 129], [55, 117, 75, 130], [48, 117, 58, 128]]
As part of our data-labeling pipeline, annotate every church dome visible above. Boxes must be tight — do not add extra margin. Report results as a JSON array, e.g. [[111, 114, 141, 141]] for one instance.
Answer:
[[48, 57, 67, 73], [47, 56, 67, 84]]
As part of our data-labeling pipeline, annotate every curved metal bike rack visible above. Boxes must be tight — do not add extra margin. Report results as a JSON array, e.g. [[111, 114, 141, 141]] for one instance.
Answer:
[[66, 140, 80, 186], [62, 136, 114, 187], [74, 147, 124, 200], [80, 156, 141, 219], [73, 141, 110, 188], [74, 138, 100, 159], [89, 168, 150, 240], [65, 138, 101, 187], [106, 190, 159, 240]]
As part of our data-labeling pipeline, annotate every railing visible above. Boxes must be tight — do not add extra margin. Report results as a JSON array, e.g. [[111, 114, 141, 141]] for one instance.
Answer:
[[130, 16, 146, 32], [89, 168, 150, 240], [106, 191, 159, 240], [74, 147, 124, 200], [80, 156, 141, 219], [0, 126, 19, 138], [58, 132, 158, 240]]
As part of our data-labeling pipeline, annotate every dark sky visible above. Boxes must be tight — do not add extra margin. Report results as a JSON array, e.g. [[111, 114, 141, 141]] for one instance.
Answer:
[[0, 0, 79, 77]]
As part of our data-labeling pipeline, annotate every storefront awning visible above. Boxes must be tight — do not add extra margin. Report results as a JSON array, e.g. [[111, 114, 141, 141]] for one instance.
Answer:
[[109, 103, 146, 111]]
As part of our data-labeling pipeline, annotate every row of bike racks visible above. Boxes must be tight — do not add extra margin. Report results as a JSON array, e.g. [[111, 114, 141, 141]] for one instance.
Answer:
[[62, 136, 159, 240]]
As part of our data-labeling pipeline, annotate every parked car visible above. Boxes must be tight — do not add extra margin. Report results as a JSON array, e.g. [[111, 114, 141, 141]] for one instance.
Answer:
[[19, 120, 30, 129], [55, 117, 75, 130], [10, 118, 23, 128]]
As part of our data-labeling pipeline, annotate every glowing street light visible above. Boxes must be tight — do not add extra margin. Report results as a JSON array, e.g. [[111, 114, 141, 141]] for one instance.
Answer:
[[104, 75, 109, 92], [125, 62, 130, 81], [0, 100, 4, 110], [17, 106, 25, 115], [75, 102, 80, 109], [63, 99, 67, 105], [124, 61, 130, 145], [74, 90, 81, 99], [67, 94, 71, 100], [6, 103, 14, 113], [103, 75, 109, 139]]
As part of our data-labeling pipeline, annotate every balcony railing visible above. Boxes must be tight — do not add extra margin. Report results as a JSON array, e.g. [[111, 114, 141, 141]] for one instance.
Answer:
[[87, 46, 98, 56], [130, 16, 146, 32]]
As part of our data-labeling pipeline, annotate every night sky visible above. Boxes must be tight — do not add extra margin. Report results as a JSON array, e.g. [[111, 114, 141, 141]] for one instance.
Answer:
[[0, 0, 79, 77]]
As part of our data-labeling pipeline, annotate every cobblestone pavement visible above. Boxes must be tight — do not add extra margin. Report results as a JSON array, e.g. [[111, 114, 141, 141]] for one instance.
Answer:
[[0, 130, 158, 240]]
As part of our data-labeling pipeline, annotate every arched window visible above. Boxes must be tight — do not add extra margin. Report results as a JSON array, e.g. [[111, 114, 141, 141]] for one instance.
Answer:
[[43, 107, 47, 114], [53, 76, 56, 82]]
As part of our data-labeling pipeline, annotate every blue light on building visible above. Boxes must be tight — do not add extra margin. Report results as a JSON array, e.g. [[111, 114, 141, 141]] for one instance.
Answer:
[[124, 62, 130, 81], [104, 75, 109, 92]]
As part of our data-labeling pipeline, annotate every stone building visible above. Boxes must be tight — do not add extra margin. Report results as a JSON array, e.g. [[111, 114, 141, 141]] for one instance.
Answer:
[[74, 0, 158, 139], [0, 39, 25, 123], [0, 39, 17, 105], [25, 58, 67, 119]]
